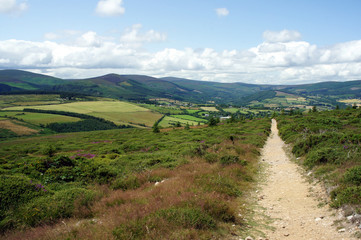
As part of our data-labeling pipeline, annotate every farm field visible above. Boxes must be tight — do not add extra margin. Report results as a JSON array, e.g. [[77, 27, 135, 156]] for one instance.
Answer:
[[0, 94, 62, 109], [170, 114, 207, 123], [158, 116, 202, 128], [5, 101, 162, 127], [200, 106, 219, 112], [0, 119, 38, 135], [0, 111, 80, 125]]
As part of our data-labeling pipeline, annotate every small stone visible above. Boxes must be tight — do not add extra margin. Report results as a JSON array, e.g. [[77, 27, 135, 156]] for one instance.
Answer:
[[338, 228, 346, 232], [347, 215, 353, 221], [315, 217, 322, 221], [245, 237, 254, 240], [284, 233, 290, 236], [282, 225, 286, 228]]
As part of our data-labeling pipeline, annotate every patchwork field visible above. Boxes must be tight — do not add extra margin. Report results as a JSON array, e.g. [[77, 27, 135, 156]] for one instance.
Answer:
[[5, 101, 163, 127], [200, 106, 219, 112], [0, 94, 62, 109], [170, 114, 207, 123], [0, 119, 38, 135], [0, 111, 80, 125], [158, 116, 202, 128]]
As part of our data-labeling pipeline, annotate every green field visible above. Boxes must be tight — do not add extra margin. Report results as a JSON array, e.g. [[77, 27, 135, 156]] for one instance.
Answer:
[[200, 106, 219, 112], [5, 101, 163, 127], [170, 114, 207, 122], [159, 116, 203, 128], [0, 111, 80, 125], [0, 94, 62, 109]]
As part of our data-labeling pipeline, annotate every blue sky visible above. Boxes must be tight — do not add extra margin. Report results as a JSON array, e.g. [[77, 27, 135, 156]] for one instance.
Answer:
[[1, 0, 361, 84]]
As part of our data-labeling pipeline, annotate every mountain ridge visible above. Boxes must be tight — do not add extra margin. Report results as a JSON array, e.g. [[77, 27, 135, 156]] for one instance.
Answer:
[[0, 69, 360, 105]]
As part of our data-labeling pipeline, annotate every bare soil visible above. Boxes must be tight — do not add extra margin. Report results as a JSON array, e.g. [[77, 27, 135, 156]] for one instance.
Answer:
[[251, 119, 356, 240]]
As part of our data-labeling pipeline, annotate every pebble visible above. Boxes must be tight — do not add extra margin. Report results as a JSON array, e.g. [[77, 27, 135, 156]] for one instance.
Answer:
[[338, 228, 346, 232], [284, 233, 290, 236], [245, 236, 254, 240], [315, 217, 322, 221]]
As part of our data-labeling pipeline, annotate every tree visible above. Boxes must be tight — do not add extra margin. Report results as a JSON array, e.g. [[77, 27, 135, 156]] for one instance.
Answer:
[[208, 117, 219, 127], [152, 122, 160, 133], [312, 106, 317, 113], [175, 121, 181, 127]]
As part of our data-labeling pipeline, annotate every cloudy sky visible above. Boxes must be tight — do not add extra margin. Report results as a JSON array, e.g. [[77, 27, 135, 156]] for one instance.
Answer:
[[1, 0, 361, 84]]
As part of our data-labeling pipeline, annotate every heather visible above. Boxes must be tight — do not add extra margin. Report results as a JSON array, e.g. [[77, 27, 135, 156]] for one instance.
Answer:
[[0, 118, 270, 239]]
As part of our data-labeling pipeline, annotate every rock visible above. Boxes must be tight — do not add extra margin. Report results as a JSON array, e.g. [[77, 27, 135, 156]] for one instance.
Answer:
[[315, 217, 322, 221], [245, 236, 254, 240], [284, 233, 290, 236], [338, 228, 346, 232], [154, 182, 160, 186], [347, 215, 353, 221]]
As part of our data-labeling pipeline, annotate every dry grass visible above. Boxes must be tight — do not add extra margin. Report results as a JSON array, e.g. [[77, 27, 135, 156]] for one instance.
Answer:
[[0, 120, 38, 135]]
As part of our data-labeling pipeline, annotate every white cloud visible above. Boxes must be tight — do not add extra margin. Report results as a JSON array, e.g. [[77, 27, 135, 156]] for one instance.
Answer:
[[0, 0, 27, 15], [263, 30, 302, 43], [216, 8, 229, 17], [96, 0, 125, 17], [1, 28, 361, 84], [119, 24, 166, 48]]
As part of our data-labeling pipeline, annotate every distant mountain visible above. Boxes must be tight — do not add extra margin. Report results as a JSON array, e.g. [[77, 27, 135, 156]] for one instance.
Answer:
[[0, 69, 360, 106]]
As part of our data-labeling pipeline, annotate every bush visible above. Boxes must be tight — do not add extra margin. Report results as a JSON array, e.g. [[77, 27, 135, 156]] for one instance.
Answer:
[[331, 186, 361, 207], [112, 175, 141, 190], [304, 147, 342, 168], [19, 187, 96, 226], [344, 166, 361, 185], [203, 200, 236, 223], [204, 153, 218, 163], [0, 175, 48, 216], [156, 207, 216, 229], [113, 218, 148, 240]]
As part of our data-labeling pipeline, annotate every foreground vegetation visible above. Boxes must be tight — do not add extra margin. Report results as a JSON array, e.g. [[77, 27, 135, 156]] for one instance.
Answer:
[[277, 107, 361, 212], [0, 118, 270, 239]]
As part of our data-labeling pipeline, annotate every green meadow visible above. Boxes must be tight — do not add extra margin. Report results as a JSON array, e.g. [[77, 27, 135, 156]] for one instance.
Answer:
[[5, 101, 163, 127]]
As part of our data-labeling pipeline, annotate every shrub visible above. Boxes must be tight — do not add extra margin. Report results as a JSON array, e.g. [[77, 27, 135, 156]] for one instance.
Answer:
[[344, 166, 361, 185], [0, 174, 48, 216], [203, 200, 236, 223], [156, 207, 216, 229], [304, 147, 341, 168], [112, 175, 141, 190], [331, 186, 361, 208], [204, 153, 218, 163], [19, 187, 96, 226], [113, 218, 148, 240]]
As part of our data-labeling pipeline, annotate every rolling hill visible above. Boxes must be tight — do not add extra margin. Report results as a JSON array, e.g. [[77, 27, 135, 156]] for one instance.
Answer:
[[0, 69, 360, 106]]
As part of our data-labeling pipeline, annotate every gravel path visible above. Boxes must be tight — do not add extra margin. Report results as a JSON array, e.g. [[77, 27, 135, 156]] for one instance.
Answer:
[[255, 119, 355, 240]]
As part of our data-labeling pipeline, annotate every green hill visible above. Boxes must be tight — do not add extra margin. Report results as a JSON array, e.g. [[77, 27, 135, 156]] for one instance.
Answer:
[[0, 69, 360, 107]]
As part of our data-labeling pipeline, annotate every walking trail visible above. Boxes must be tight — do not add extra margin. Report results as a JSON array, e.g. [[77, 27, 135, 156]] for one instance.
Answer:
[[252, 119, 355, 240]]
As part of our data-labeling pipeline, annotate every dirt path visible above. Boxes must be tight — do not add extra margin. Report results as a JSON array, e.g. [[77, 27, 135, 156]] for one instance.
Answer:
[[254, 119, 355, 240]]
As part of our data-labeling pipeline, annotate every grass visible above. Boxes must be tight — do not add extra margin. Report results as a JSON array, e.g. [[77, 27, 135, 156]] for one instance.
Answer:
[[0, 118, 271, 239], [0, 120, 38, 136], [5, 101, 163, 127], [158, 116, 202, 128], [0, 111, 80, 125], [0, 95, 63, 109], [200, 107, 219, 112], [170, 115, 207, 123]]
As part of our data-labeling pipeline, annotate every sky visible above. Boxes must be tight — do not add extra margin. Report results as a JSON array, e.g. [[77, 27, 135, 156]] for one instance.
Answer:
[[1, 0, 361, 84]]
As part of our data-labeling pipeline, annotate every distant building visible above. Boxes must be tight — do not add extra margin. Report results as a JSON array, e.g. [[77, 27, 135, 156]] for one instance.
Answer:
[[220, 116, 231, 121]]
